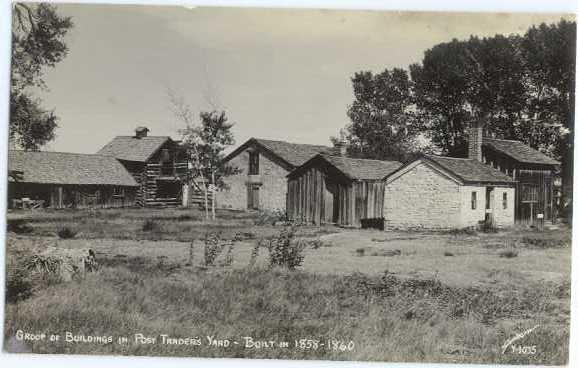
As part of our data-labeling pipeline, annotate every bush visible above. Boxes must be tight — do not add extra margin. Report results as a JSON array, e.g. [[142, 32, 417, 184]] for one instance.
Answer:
[[499, 250, 518, 258], [355, 248, 365, 256], [203, 232, 224, 266], [57, 227, 77, 239], [266, 226, 306, 270], [7, 219, 34, 234], [444, 251, 454, 257], [255, 209, 288, 226], [142, 219, 158, 232]]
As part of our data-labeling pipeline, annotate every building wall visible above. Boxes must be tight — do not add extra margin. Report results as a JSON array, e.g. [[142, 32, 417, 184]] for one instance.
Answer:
[[384, 162, 461, 229], [491, 187, 516, 227], [218, 148, 289, 211], [458, 185, 487, 227]]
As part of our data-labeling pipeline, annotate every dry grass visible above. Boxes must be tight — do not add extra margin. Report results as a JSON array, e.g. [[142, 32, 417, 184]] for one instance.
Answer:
[[3, 208, 572, 364]]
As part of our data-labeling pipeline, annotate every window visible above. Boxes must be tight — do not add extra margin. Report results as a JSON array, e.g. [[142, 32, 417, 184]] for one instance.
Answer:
[[249, 151, 259, 175], [113, 187, 125, 197], [471, 191, 477, 210], [502, 192, 508, 209], [521, 184, 538, 203]]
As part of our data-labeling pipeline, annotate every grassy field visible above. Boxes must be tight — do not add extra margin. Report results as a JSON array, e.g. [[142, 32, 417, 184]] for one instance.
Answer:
[[3, 207, 572, 364]]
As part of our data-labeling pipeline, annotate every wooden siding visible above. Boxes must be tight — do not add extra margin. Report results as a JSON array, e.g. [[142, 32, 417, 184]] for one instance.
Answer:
[[483, 148, 556, 223], [8, 183, 136, 209], [287, 164, 386, 227]]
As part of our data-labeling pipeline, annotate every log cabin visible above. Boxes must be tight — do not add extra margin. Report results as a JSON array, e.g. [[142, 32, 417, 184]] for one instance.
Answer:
[[286, 153, 402, 227], [98, 127, 189, 207], [8, 150, 138, 209]]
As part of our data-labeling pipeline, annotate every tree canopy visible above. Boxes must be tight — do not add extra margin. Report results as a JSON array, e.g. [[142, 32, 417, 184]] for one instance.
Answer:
[[10, 3, 73, 150], [342, 19, 575, 177]]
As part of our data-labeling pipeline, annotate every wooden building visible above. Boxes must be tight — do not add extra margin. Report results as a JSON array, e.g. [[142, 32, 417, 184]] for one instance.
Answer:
[[464, 120, 560, 224], [481, 138, 560, 224], [8, 150, 138, 209], [287, 154, 401, 227], [98, 127, 188, 207]]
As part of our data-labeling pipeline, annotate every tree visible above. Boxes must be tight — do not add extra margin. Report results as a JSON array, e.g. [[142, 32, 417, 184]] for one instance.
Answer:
[[168, 91, 238, 220], [409, 20, 575, 164], [410, 34, 528, 156], [11, 3, 73, 150], [341, 68, 422, 162]]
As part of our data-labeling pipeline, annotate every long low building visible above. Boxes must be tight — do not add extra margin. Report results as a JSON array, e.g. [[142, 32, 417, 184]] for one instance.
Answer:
[[8, 150, 138, 209]]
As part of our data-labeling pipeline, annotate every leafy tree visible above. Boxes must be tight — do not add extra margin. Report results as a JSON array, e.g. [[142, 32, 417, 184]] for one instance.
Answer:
[[11, 3, 73, 150], [410, 34, 527, 156], [341, 68, 422, 162], [168, 91, 238, 220]]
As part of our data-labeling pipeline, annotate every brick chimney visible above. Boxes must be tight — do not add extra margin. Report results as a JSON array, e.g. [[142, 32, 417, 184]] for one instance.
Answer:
[[333, 140, 347, 157], [467, 120, 484, 161], [135, 126, 149, 139]]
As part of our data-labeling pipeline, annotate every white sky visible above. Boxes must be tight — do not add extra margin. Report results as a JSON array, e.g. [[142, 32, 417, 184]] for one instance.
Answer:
[[30, 5, 572, 154]]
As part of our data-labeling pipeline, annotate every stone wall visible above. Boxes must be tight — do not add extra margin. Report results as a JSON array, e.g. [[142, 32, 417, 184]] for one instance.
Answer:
[[384, 162, 461, 229], [458, 185, 487, 228], [217, 149, 289, 212], [489, 186, 515, 227]]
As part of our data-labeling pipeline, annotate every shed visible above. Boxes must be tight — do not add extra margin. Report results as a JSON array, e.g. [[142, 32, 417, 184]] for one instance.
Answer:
[[8, 150, 138, 209], [287, 154, 402, 227]]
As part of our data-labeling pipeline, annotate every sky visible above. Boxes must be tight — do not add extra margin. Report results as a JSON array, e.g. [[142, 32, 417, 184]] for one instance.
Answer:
[[29, 4, 572, 154]]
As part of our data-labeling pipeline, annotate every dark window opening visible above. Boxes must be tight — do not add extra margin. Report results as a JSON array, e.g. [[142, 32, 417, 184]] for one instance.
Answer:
[[502, 192, 508, 209], [249, 151, 259, 175], [471, 191, 477, 210]]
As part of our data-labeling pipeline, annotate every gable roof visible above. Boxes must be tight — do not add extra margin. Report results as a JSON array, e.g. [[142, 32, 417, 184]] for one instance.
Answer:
[[223, 138, 332, 170], [8, 150, 138, 186], [422, 155, 514, 185], [97, 136, 171, 162], [483, 138, 560, 166], [289, 154, 402, 181]]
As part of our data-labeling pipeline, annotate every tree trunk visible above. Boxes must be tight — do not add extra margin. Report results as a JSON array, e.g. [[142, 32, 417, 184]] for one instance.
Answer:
[[211, 170, 216, 220]]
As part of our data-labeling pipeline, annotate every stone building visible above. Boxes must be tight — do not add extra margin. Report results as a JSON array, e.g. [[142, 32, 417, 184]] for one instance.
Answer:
[[384, 154, 515, 229], [218, 138, 331, 211]]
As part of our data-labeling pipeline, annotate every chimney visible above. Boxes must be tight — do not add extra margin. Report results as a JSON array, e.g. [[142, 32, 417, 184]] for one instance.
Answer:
[[134, 126, 149, 139], [333, 140, 347, 157], [467, 120, 484, 161]]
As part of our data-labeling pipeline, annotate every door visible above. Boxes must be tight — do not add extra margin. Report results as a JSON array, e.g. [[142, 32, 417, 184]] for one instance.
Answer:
[[247, 184, 260, 210]]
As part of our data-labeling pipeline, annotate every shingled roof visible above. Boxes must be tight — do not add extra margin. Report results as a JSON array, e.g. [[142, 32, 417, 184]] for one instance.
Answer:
[[289, 154, 402, 181], [8, 151, 138, 186], [97, 136, 170, 162], [223, 138, 332, 169], [423, 155, 514, 184], [483, 138, 560, 166]]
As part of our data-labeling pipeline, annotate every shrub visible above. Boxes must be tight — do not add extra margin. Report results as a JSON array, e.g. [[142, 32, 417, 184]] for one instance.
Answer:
[[142, 219, 158, 232], [370, 249, 401, 257], [266, 226, 306, 270], [444, 251, 454, 257], [7, 219, 34, 234], [355, 248, 365, 257], [445, 227, 477, 236], [499, 250, 518, 258], [57, 227, 77, 239], [255, 209, 288, 226], [177, 214, 195, 221], [203, 232, 224, 266]]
